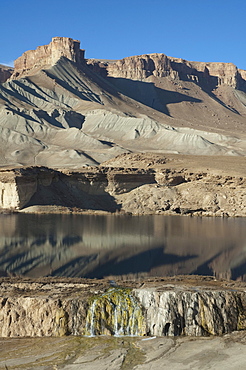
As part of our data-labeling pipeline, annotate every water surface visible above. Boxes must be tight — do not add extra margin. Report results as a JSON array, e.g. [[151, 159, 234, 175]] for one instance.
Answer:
[[0, 214, 246, 280]]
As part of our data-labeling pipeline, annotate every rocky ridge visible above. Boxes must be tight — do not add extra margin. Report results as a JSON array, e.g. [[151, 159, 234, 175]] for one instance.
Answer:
[[88, 53, 246, 90], [6, 37, 246, 93]]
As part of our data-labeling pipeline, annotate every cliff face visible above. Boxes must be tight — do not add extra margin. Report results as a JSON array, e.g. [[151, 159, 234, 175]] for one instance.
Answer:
[[10, 37, 246, 91], [0, 164, 245, 217], [0, 278, 245, 337], [11, 37, 85, 79], [88, 53, 246, 90]]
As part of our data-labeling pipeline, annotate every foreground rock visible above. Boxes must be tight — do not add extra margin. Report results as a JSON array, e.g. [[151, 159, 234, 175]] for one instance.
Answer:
[[0, 276, 245, 338]]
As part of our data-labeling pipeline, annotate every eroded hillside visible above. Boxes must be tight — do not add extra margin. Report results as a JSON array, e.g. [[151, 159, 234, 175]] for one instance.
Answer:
[[0, 37, 246, 168]]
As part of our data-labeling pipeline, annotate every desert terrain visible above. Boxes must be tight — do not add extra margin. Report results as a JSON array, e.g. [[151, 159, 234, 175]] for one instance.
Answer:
[[0, 37, 245, 216], [0, 37, 246, 369]]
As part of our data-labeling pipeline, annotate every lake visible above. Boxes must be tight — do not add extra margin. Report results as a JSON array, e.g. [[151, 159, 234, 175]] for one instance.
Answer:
[[0, 213, 246, 280]]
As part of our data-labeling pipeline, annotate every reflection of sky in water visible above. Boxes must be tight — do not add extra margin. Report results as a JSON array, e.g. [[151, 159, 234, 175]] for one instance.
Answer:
[[0, 214, 246, 280]]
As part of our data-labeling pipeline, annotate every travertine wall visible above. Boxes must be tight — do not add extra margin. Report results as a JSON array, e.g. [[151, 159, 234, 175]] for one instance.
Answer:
[[0, 280, 245, 337]]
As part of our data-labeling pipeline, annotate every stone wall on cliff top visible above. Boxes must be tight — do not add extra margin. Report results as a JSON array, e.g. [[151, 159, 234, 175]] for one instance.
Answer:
[[11, 37, 85, 79]]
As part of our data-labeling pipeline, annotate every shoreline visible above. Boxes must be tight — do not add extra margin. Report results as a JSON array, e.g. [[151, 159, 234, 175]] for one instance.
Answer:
[[0, 153, 245, 217]]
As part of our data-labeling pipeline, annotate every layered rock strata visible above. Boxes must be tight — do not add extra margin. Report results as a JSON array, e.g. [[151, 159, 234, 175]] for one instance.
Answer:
[[11, 37, 85, 79], [88, 53, 246, 91], [0, 277, 245, 337], [1, 38, 246, 171], [8, 36, 246, 93], [0, 164, 245, 217], [0, 166, 156, 212]]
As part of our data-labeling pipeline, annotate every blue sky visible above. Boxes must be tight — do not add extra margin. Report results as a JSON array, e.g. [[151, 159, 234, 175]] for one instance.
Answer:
[[1, 0, 246, 69]]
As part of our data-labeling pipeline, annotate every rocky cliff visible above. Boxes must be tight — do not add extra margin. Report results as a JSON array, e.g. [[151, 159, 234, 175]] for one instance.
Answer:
[[88, 53, 246, 91], [0, 277, 245, 337], [0, 156, 245, 217], [11, 37, 85, 79], [8, 36, 246, 92], [0, 64, 13, 83]]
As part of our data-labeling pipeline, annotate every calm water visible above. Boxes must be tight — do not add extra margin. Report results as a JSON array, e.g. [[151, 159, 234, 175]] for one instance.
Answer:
[[0, 213, 246, 280]]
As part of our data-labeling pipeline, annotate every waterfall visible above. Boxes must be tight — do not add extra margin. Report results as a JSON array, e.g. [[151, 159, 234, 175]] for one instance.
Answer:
[[85, 287, 145, 336]]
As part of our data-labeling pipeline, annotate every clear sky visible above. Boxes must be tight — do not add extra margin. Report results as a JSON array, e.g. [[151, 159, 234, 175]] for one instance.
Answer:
[[1, 0, 246, 69]]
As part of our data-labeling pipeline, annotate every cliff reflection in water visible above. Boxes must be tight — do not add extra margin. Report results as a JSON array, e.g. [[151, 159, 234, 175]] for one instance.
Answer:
[[0, 214, 246, 281]]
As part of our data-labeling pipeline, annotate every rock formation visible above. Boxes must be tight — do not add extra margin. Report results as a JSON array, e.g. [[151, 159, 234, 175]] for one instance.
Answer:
[[88, 53, 246, 90], [0, 160, 245, 217], [1, 37, 246, 169], [11, 37, 85, 79], [6, 36, 246, 92], [0, 64, 13, 83], [0, 277, 245, 337]]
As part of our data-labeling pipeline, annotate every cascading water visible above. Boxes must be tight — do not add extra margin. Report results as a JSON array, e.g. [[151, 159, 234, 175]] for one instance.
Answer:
[[85, 287, 146, 336]]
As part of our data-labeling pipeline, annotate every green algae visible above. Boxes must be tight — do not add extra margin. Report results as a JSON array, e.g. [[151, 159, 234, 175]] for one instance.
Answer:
[[55, 306, 69, 336], [85, 287, 146, 336], [198, 297, 215, 336], [0, 336, 145, 369], [237, 297, 246, 331], [121, 339, 146, 370]]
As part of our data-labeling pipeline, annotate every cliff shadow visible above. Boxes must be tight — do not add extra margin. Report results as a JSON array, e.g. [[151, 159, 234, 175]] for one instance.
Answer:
[[83, 246, 197, 278], [24, 179, 122, 213], [170, 60, 242, 113], [107, 77, 202, 116]]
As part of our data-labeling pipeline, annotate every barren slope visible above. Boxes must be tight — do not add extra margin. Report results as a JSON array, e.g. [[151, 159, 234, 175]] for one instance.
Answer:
[[1, 38, 246, 168]]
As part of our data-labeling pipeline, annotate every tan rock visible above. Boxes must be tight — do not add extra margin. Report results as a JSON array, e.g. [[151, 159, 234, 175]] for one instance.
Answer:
[[92, 53, 244, 89], [0, 64, 13, 83], [0, 161, 245, 217], [11, 37, 85, 79]]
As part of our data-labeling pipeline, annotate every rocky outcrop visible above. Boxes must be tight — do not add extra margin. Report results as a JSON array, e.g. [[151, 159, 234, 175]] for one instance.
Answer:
[[135, 288, 245, 336], [0, 167, 57, 209], [88, 53, 246, 91], [9, 36, 246, 91], [0, 165, 245, 216], [11, 37, 85, 79], [0, 64, 13, 83], [118, 171, 246, 217], [0, 166, 156, 212], [0, 278, 245, 337]]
